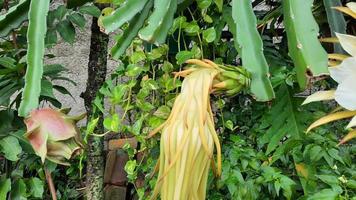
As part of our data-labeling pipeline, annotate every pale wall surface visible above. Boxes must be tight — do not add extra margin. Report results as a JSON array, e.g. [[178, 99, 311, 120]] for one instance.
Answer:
[[45, 18, 118, 118]]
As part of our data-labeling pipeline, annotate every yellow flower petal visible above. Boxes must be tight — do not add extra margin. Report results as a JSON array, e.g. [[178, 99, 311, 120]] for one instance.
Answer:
[[307, 111, 356, 133], [302, 90, 335, 105]]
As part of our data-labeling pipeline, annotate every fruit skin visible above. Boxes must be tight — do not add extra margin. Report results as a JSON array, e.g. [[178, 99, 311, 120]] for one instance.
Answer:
[[24, 108, 85, 165]]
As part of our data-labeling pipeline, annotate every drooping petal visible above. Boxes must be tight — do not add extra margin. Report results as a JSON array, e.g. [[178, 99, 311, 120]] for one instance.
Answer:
[[335, 76, 356, 110], [302, 90, 336, 105], [306, 111, 356, 133], [328, 57, 356, 83], [346, 2, 356, 14], [338, 129, 356, 145], [335, 33, 356, 57], [346, 116, 356, 129], [47, 141, 74, 160], [24, 127, 48, 163]]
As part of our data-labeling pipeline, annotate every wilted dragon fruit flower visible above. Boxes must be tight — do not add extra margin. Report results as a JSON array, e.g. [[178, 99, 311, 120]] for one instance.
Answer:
[[24, 108, 85, 165]]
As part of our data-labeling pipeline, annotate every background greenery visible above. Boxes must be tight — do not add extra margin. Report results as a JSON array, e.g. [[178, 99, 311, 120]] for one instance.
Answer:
[[0, 0, 355, 199]]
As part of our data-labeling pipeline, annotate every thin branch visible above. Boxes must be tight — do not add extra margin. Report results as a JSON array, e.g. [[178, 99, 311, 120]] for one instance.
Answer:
[[45, 168, 57, 200]]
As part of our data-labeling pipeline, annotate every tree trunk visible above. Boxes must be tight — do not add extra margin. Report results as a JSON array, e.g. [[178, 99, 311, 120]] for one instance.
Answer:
[[82, 4, 109, 200]]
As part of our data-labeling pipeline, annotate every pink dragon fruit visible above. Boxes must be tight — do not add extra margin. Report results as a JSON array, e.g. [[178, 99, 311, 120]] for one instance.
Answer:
[[24, 108, 85, 165]]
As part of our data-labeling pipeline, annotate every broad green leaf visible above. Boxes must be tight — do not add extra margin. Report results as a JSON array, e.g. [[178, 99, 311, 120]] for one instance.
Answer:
[[214, 0, 223, 12], [154, 105, 171, 119], [0, 0, 30, 37], [45, 29, 58, 46], [40, 79, 56, 99], [139, 0, 178, 44], [175, 51, 194, 65], [86, 117, 99, 135], [323, 0, 347, 53], [307, 189, 339, 200], [54, 5, 67, 20], [11, 179, 27, 200], [202, 27, 216, 43], [56, 19, 76, 44], [130, 51, 146, 64], [197, 0, 211, 10], [100, 0, 148, 34], [125, 64, 143, 77], [28, 178, 44, 198], [232, 0, 275, 101], [43, 64, 67, 76], [0, 136, 22, 161], [0, 178, 11, 199], [19, 0, 50, 117], [110, 0, 153, 60], [283, 0, 329, 89], [103, 114, 120, 132], [68, 13, 86, 29], [259, 84, 306, 155], [79, 5, 101, 17], [184, 23, 200, 34], [315, 175, 339, 187], [307, 111, 356, 132], [0, 57, 16, 69]]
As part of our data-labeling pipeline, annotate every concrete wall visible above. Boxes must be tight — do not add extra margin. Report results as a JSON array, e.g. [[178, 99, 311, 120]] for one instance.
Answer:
[[45, 17, 117, 118]]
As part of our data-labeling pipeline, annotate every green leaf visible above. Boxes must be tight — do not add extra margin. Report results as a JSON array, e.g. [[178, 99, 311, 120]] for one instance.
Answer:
[[307, 189, 339, 200], [0, 0, 30, 37], [103, 114, 120, 132], [283, 0, 329, 89], [100, 0, 148, 34], [259, 84, 307, 155], [231, 0, 275, 101], [111, 85, 127, 104], [45, 29, 58, 46], [184, 22, 200, 34], [68, 13, 86, 29], [40, 79, 55, 99], [327, 148, 344, 164], [323, 0, 347, 53], [86, 117, 99, 135], [79, 5, 101, 17], [125, 64, 143, 77], [214, 0, 223, 12], [202, 27, 216, 43], [43, 64, 67, 76], [18, 0, 50, 117], [197, 0, 211, 10], [0, 178, 11, 199], [175, 50, 194, 65], [139, 0, 178, 44], [0, 57, 16, 69], [11, 179, 27, 200], [56, 19, 76, 44], [308, 145, 323, 162], [110, 0, 153, 60], [54, 5, 67, 20], [154, 105, 171, 119], [28, 178, 44, 198], [130, 51, 146, 64], [0, 136, 22, 161]]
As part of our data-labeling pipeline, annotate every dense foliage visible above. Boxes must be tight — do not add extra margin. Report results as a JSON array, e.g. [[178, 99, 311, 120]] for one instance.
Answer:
[[0, 0, 355, 199]]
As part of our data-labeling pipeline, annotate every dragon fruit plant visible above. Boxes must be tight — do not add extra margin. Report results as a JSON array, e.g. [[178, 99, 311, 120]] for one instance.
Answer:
[[24, 108, 85, 165]]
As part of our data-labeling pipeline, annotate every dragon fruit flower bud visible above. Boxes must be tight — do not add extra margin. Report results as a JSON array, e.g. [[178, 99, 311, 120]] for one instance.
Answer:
[[24, 108, 85, 165]]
